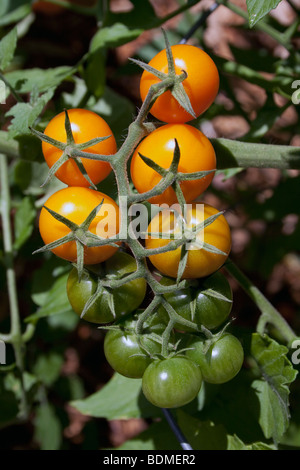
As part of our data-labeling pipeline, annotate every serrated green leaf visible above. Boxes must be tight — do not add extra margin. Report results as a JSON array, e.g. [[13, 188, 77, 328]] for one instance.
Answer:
[[33, 403, 62, 450], [227, 434, 276, 450], [70, 373, 157, 420], [0, 27, 17, 71], [5, 66, 74, 94], [90, 23, 142, 54], [246, 0, 283, 27], [13, 196, 36, 251], [250, 333, 298, 442], [6, 88, 55, 137]]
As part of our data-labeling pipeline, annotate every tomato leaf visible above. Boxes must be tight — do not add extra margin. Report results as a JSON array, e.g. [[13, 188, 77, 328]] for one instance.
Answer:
[[5, 66, 74, 94], [32, 353, 64, 387], [90, 23, 142, 54], [0, 27, 17, 71], [33, 403, 62, 451], [176, 410, 276, 450], [27, 272, 75, 323], [6, 88, 55, 138], [13, 196, 36, 251], [0, 2, 31, 27], [227, 434, 276, 450], [70, 372, 157, 420], [250, 333, 298, 442], [246, 0, 283, 27]]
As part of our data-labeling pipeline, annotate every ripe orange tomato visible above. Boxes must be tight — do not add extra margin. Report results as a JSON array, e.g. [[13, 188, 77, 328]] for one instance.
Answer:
[[145, 203, 231, 279], [42, 109, 117, 187], [32, 1, 64, 14], [39, 187, 120, 264], [130, 124, 216, 206], [140, 44, 219, 123]]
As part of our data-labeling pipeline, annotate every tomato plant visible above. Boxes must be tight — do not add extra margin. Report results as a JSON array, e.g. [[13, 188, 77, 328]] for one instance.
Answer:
[[142, 357, 203, 408], [185, 333, 244, 384], [1, 0, 299, 452], [42, 109, 117, 187], [130, 123, 216, 206], [146, 202, 231, 278], [140, 44, 219, 123], [66, 251, 147, 323], [38, 186, 120, 264]]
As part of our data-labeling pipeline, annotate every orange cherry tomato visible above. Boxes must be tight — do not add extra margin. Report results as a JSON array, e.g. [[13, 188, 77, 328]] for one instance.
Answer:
[[42, 109, 117, 187], [130, 124, 216, 206], [140, 44, 219, 123], [145, 203, 231, 279], [39, 187, 120, 264]]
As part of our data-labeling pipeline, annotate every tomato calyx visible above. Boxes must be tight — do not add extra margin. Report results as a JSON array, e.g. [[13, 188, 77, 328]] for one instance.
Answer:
[[197, 319, 233, 354], [34, 200, 119, 279], [146, 207, 228, 284], [101, 311, 175, 361], [130, 29, 197, 121], [78, 268, 143, 322], [30, 109, 113, 188], [136, 138, 215, 208]]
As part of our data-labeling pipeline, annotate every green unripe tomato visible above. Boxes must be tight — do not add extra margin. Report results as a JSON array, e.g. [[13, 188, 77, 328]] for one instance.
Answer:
[[103, 315, 164, 378], [186, 333, 244, 384], [142, 357, 203, 408], [158, 271, 233, 331], [66, 251, 147, 324]]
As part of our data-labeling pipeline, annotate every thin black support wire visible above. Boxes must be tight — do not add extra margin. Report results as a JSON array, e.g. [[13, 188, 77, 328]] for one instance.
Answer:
[[179, 2, 220, 45], [162, 408, 194, 451]]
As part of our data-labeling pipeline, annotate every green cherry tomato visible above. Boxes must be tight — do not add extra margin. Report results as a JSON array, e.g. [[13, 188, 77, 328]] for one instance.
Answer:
[[186, 333, 244, 384], [158, 271, 233, 331], [142, 357, 203, 408], [66, 251, 147, 324], [103, 315, 163, 378]]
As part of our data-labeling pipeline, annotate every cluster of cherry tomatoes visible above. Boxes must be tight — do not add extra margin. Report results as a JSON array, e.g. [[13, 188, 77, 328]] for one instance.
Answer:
[[37, 43, 244, 409]]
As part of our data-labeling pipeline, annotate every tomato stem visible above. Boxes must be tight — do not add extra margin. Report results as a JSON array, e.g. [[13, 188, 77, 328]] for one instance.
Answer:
[[0, 153, 30, 420], [225, 259, 298, 346]]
